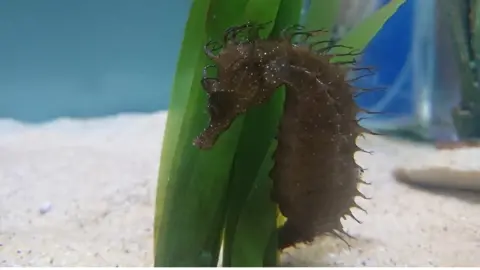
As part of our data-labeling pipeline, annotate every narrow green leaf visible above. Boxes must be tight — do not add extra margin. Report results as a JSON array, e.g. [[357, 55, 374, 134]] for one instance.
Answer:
[[154, 0, 210, 225], [223, 0, 303, 266], [271, 0, 305, 34], [303, 0, 340, 41], [154, 0, 211, 253], [331, 0, 406, 63], [222, 91, 284, 267], [243, 0, 281, 31], [206, 0, 250, 39], [154, 0, 253, 266], [230, 141, 278, 267]]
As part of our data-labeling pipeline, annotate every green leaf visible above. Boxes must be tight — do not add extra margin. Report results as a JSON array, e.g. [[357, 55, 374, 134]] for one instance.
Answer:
[[154, 0, 252, 266], [221, 0, 304, 266], [219, 0, 294, 267], [303, 0, 341, 41], [230, 141, 279, 266], [154, 0, 211, 255]]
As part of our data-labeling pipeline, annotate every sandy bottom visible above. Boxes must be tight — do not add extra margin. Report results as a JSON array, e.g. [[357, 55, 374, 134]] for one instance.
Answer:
[[0, 112, 479, 267]]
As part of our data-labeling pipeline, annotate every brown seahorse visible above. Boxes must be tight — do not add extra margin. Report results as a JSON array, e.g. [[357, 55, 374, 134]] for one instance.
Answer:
[[193, 22, 372, 250]]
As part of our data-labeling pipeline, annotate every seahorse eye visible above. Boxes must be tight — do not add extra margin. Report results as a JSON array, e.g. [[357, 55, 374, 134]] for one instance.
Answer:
[[201, 78, 218, 93], [208, 102, 220, 117], [207, 94, 221, 116], [207, 91, 233, 118]]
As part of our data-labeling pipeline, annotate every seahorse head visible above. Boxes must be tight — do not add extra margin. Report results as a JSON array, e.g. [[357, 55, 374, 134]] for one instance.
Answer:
[[193, 40, 283, 149]]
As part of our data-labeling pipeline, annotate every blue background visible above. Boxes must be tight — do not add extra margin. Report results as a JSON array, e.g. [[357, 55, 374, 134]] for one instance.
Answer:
[[0, 0, 191, 122]]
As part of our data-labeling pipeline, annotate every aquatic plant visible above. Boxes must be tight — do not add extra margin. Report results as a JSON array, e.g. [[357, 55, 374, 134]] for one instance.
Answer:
[[441, 0, 480, 140], [154, 0, 405, 267]]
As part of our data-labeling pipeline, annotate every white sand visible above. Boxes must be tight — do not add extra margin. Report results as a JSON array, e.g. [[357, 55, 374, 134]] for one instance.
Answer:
[[0, 111, 479, 267]]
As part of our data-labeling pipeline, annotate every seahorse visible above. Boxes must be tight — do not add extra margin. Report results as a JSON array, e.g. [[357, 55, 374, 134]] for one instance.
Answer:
[[193, 22, 372, 250]]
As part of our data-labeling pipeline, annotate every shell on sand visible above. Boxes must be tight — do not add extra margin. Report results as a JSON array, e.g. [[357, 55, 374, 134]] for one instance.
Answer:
[[393, 145, 480, 192], [394, 167, 480, 191]]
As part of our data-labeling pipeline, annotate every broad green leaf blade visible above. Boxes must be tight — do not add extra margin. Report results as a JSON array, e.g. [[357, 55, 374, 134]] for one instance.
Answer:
[[243, 0, 281, 32], [154, 0, 210, 227], [230, 141, 278, 266], [303, 0, 340, 41], [223, 0, 303, 266], [206, 0, 250, 38], [271, 0, 305, 34], [331, 0, 406, 63], [154, 0, 210, 256], [154, 0, 253, 266], [222, 90, 285, 266]]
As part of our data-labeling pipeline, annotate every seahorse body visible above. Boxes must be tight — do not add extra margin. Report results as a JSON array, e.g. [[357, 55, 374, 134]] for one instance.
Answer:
[[270, 46, 365, 249], [194, 23, 369, 249]]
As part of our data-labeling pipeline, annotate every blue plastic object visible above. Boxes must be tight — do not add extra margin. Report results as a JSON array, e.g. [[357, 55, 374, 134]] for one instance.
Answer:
[[352, 0, 414, 129]]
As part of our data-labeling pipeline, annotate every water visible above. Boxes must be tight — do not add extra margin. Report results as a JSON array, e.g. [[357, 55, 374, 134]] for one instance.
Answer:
[[0, 0, 191, 122]]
